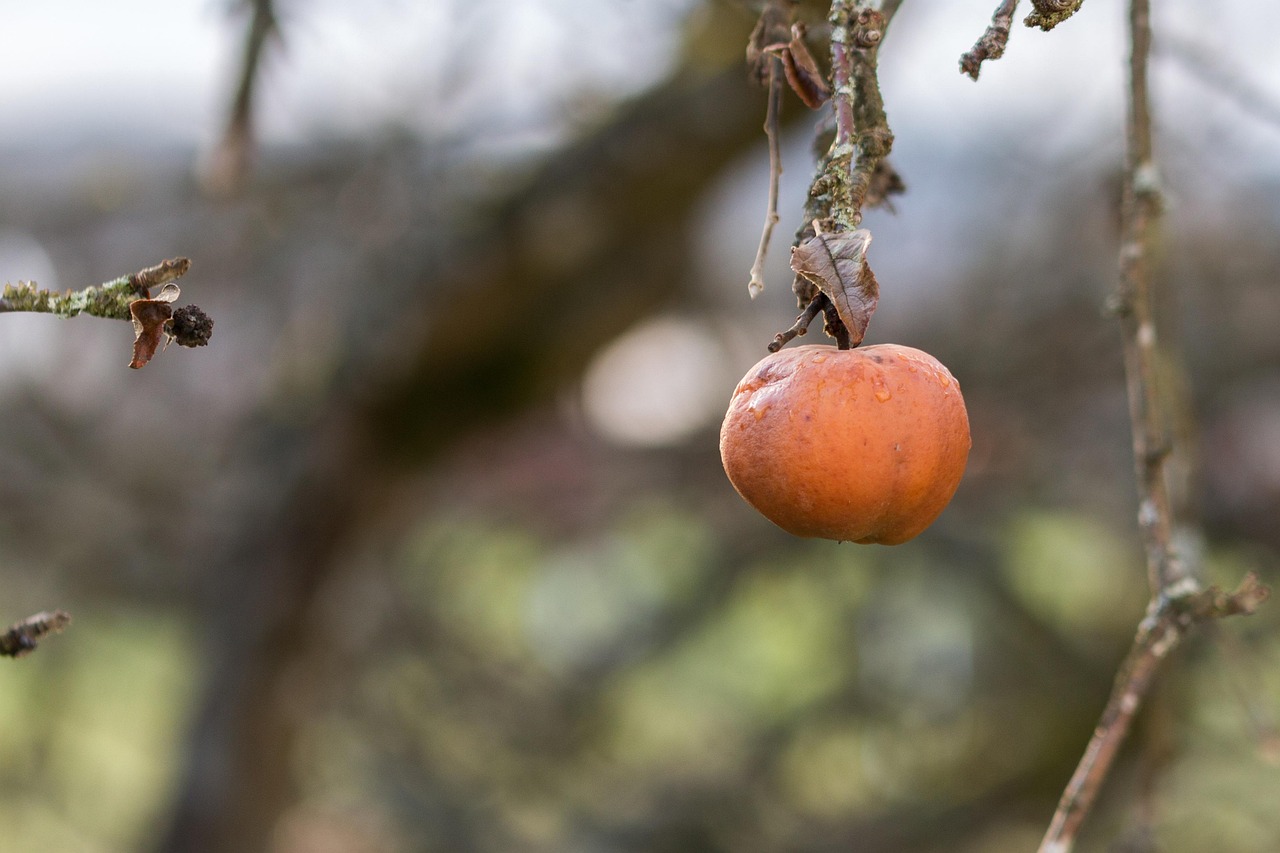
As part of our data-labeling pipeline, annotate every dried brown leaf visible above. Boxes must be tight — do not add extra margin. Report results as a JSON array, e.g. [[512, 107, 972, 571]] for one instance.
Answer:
[[746, 0, 796, 84], [790, 229, 879, 346], [765, 23, 830, 109], [128, 283, 180, 369]]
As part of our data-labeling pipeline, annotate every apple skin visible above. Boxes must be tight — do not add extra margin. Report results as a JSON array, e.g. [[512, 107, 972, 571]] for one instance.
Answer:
[[720, 344, 971, 544]]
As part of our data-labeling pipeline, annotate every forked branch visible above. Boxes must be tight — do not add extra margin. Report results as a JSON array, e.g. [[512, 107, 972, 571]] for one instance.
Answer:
[[1035, 0, 1270, 849]]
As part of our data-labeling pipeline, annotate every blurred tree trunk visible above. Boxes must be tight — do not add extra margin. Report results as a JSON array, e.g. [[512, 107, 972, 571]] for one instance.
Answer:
[[153, 47, 776, 853]]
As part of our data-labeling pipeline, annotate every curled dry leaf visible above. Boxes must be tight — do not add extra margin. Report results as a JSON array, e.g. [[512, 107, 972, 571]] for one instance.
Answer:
[[765, 23, 831, 109], [790, 229, 879, 347], [746, 0, 795, 85], [129, 283, 181, 369]]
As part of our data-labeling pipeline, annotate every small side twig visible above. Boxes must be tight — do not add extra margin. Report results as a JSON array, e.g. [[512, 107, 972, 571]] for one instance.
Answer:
[[0, 610, 71, 658], [960, 0, 1020, 79], [767, 293, 826, 352]]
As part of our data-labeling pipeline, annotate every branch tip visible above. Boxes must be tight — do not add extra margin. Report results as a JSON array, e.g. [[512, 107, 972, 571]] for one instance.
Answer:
[[0, 610, 72, 658]]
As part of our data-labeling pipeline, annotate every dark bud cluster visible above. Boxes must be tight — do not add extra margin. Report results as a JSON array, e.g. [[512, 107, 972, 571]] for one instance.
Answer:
[[171, 305, 214, 348]]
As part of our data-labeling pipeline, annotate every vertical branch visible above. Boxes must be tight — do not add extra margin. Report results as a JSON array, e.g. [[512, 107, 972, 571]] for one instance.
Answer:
[[823, 1, 894, 232], [1038, 5, 1172, 850], [776, 1, 902, 351], [1036, 3, 1272, 849], [1113, 0, 1191, 599], [202, 0, 279, 195]]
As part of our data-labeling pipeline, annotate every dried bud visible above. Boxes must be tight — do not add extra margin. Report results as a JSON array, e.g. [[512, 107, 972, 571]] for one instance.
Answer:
[[171, 305, 214, 348], [852, 9, 886, 49]]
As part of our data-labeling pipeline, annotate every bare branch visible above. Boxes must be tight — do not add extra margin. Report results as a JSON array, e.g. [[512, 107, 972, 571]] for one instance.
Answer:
[[1036, 2, 1272, 848], [0, 610, 71, 658], [1112, 0, 1188, 597], [0, 257, 192, 321], [960, 0, 1019, 79], [1038, 575, 1269, 852], [202, 0, 279, 195]]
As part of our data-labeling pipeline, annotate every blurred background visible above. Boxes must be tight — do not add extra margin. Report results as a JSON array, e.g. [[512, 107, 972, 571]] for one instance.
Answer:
[[0, 1, 1278, 851]]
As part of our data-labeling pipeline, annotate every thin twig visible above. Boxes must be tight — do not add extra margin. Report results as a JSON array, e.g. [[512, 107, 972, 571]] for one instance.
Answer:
[[767, 293, 826, 351], [960, 0, 1020, 79], [749, 59, 785, 298], [1112, 0, 1190, 598], [0, 610, 71, 658]]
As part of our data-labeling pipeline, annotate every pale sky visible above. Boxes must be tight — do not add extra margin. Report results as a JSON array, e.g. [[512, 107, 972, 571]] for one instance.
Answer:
[[0, 0, 1277, 159]]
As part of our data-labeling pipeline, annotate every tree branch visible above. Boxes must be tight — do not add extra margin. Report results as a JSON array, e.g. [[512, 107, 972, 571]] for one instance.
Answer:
[[960, 0, 1019, 80], [0, 257, 191, 321], [1038, 576, 1269, 852], [1037, 1, 1271, 848], [202, 0, 278, 195], [782, 1, 903, 349], [748, 58, 785, 298], [0, 610, 71, 658]]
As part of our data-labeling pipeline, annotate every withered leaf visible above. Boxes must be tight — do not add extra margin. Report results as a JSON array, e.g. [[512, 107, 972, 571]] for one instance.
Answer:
[[128, 283, 180, 369], [765, 23, 830, 109], [790, 229, 879, 347], [746, 0, 795, 85]]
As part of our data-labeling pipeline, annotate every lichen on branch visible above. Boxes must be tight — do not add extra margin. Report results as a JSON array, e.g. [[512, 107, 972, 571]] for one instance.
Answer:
[[783, 1, 902, 350], [0, 257, 212, 369], [1025, 0, 1086, 31], [0, 257, 191, 321]]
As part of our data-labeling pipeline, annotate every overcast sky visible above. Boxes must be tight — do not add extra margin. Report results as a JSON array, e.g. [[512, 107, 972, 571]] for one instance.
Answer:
[[1, 0, 1278, 159]]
